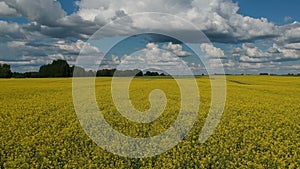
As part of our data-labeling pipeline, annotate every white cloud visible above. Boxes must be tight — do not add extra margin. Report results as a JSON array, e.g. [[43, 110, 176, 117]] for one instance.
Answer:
[[285, 25, 300, 39], [0, 1, 18, 17], [223, 60, 235, 68], [0, 0, 293, 44], [162, 42, 192, 57], [239, 63, 263, 69], [0, 0, 297, 45], [277, 22, 300, 44], [285, 65, 300, 69], [232, 42, 300, 64], [207, 58, 224, 69], [0, 39, 102, 72], [70, 0, 279, 43], [275, 46, 299, 59], [242, 43, 266, 57], [240, 55, 267, 63], [2, 0, 66, 26], [146, 43, 159, 50], [284, 43, 300, 50], [229, 16, 277, 41], [117, 42, 192, 75], [0, 21, 25, 40], [48, 53, 65, 60], [200, 43, 225, 57], [112, 54, 120, 64], [55, 40, 100, 55], [1, 0, 299, 74]]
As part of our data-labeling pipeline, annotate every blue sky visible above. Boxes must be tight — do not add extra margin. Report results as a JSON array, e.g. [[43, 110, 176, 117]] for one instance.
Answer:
[[233, 0, 300, 25], [0, 0, 299, 74], [58, 0, 78, 15]]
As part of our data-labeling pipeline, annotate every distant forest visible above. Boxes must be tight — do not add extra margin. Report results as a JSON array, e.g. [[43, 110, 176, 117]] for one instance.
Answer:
[[0, 60, 299, 78], [0, 60, 166, 78]]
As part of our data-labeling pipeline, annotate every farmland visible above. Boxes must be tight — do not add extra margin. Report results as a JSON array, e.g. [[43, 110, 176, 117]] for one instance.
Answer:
[[0, 76, 299, 168]]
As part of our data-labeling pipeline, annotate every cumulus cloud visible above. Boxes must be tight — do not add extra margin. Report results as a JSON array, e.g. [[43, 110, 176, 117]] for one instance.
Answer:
[[239, 55, 267, 63], [200, 43, 225, 57], [0, 0, 270, 42], [284, 43, 300, 50], [55, 40, 100, 55], [0, 0, 296, 43], [234, 43, 275, 63], [69, 0, 279, 43], [0, 0, 299, 73], [239, 63, 263, 69], [0, 0, 298, 44], [162, 42, 192, 57], [223, 60, 235, 68], [0, 21, 25, 40], [0, 40, 45, 61], [0, 38, 100, 72], [1, 0, 66, 26], [146, 43, 159, 50], [276, 22, 300, 45], [116, 42, 193, 75], [0, 1, 18, 17], [283, 65, 300, 69], [273, 44, 299, 60], [112, 54, 120, 64], [231, 42, 300, 66]]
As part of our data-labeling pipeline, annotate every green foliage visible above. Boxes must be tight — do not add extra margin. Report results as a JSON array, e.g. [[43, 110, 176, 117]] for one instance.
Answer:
[[96, 69, 144, 77], [3, 60, 162, 78], [0, 76, 299, 168], [39, 60, 71, 77], [145, 71, 159, 76], [0, 63, 12, 78], [96, 69, 116, 77], [114, 69, 144, 77], [71, 66, 95, 77]]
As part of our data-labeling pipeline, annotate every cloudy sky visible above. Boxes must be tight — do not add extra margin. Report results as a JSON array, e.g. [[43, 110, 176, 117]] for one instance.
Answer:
[[0, 0, 299, 74]]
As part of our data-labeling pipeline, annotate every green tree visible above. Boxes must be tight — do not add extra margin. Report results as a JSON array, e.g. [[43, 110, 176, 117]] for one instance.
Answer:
[[0, 64, 12, 78], [71, 66, 95, 77], [39, 60, 71, 77], [145, 71, 160, 76], [96, 69, 116, 77]]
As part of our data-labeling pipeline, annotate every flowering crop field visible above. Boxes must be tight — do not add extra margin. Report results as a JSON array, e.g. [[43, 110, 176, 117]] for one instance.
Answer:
[[0, 76, 299, 168]]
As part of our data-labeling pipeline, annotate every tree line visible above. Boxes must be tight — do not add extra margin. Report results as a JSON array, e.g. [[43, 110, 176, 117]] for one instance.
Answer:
[[0, 60, 166, 78], [0, 64, 12, 78]]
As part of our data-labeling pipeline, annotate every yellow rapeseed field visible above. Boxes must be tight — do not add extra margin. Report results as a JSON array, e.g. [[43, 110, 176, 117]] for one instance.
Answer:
[[0, 76, 299, 168]]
